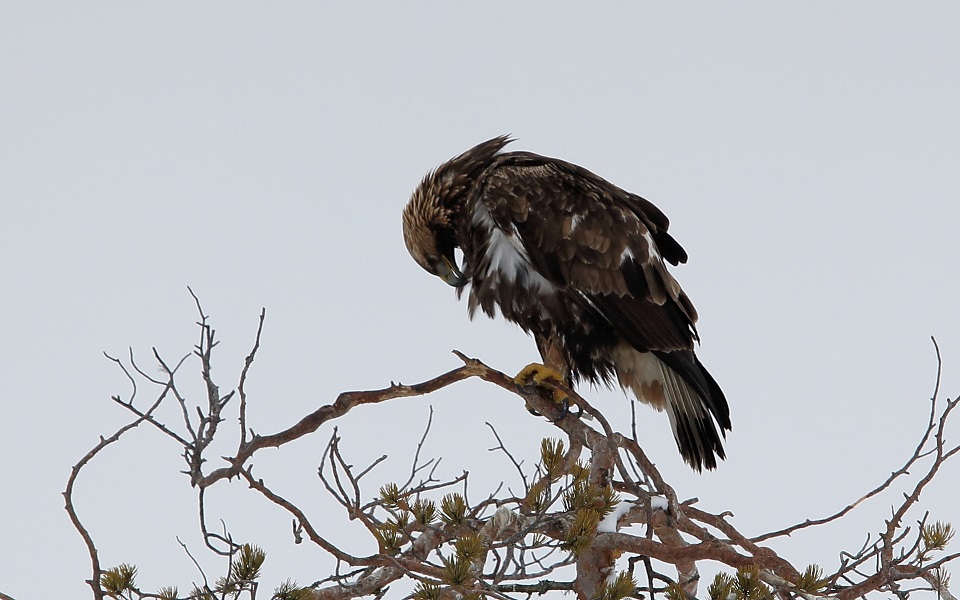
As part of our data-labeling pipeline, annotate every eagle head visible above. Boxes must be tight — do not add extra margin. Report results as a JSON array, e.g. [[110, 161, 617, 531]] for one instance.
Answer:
[[402, 136, 513, 288], [401, 173, 468, 288]]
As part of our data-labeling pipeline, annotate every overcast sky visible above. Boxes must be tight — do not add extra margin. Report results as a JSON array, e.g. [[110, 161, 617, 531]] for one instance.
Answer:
[[2, 3, 959, 598]]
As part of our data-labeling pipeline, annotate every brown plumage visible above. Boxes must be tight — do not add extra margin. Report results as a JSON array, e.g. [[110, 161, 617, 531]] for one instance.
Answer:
[[402, 136, 731, 470]]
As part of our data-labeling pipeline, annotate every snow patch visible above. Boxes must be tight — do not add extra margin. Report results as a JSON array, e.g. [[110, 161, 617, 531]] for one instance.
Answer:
[[489, 507, 521, 537], [598, 500, 633, 533], [650, 496, 668, 511]]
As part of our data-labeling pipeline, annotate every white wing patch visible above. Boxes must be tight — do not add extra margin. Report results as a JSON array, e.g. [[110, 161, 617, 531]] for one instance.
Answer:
[[489, 225, 531, 281], [641, 230, 661, 263], [619, 230, 661, 267], [570, 213, 584, 230], [471, 204, 556, 294]]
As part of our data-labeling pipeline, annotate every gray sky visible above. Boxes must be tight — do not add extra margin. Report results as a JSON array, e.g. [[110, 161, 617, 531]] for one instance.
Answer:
[[1, 3, 958, 597]]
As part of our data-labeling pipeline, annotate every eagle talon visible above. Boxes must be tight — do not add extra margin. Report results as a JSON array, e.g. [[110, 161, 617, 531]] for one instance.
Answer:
[[515, 363, 572, 412], [552, 397, 584, 421]]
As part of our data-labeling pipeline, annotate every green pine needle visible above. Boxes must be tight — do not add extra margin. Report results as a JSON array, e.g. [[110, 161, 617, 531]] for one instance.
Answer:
[[375, 523, 404, 554], [101, 563, 137, 595], [708, 572, 734, 600], [923, 521, 955, 553], [441, 555, 474, 587], [665, 582, 688, 600], [440, 493, 468, 526], [602, 572, 638, 600], [563, 480, 620, 518], [796, 564, 827, 593], [931, 567, 952, 591], [214, 575, 239, 595], [540, 437, 566, 481], [190, 585, 216, 599], [273, 578, 313, 600], [525, 480, 552, 513], [570, 461, 590, 483], [379, 482, 401, 506], [734, 566, 770, 600], [157, 585, 178, 600], [411, 582, 443, 600], [412, 498, 437, 525], [392, 511, 411, 530], [231, 544, 266, 582], [454, 531, 486, 562], [561, 508, 601, 555]]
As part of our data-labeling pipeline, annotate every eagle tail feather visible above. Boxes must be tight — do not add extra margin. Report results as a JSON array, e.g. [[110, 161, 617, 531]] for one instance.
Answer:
[[657, 358, 727, 471], [617, 348, 729, 471]]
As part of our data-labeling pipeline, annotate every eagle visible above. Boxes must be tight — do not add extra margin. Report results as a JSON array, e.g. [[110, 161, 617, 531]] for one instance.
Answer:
[[401, 136, 731, 470]]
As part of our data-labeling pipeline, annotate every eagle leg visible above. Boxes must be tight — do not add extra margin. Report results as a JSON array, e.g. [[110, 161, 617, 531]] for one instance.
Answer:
[[514, 363, 571, 413]]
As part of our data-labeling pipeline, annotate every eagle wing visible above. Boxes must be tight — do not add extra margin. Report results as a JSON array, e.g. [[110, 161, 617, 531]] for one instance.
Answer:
[[473, 152, 699, 353], [473, 152, 731, 468]]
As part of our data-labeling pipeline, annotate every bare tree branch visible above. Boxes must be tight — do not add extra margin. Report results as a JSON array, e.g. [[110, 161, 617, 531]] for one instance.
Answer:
[[70, 306, 959, 600]]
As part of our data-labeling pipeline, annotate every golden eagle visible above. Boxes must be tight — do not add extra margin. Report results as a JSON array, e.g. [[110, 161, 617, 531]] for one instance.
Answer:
[[402, 136, 730, 470]]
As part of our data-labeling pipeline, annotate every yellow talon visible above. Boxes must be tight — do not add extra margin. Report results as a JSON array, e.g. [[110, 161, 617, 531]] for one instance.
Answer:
[[514, 363, 570, 407]]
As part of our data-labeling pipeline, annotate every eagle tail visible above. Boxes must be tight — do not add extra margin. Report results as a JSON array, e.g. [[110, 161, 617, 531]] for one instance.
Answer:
[[617, 348, 730, 471]]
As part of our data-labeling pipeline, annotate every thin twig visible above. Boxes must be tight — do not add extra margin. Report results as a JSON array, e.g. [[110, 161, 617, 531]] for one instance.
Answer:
[[63, 383, 169, 600]]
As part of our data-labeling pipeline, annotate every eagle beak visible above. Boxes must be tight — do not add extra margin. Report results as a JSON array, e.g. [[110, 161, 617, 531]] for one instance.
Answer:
[[435, 257, 468, 288]]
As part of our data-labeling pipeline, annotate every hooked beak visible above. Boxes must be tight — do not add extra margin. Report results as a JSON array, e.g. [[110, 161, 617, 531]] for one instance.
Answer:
[[434, 256, 468, 288]]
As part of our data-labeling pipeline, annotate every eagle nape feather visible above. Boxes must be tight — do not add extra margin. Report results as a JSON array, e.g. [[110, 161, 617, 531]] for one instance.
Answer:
[[401, 136, 732, 471]]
